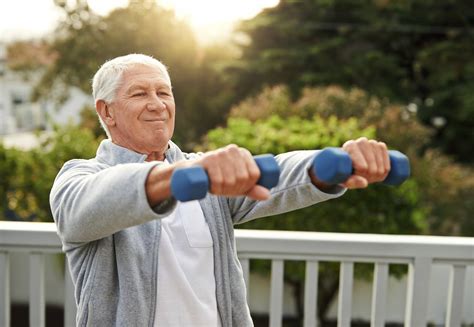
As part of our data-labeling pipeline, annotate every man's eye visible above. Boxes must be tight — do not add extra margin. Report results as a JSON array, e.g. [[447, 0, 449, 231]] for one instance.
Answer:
[[133, 92, 146, 97], [158, 91, 170, 96]]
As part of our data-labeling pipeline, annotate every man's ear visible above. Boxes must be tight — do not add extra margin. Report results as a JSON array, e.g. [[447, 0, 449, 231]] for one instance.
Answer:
[[96, 100, 116, 127]]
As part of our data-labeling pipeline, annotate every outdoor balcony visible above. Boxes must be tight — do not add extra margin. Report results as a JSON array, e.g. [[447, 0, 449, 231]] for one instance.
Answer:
[[1, 221, 473, 327]]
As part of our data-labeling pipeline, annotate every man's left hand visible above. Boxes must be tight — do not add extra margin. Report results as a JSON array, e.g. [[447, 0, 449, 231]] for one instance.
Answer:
[[310, 137, 390, 190], [340, 137, 390, 189]]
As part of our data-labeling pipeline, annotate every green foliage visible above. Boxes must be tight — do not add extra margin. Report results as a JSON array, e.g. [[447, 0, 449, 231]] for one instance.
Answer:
[[2, 125, 100, 222], [78, 105, 107, 139], [202, 88, 425, 250], [203, 88, 426, 238], [224, 85, 474, 237], [204, 115, 373, 154], [0, 144, 17, 217], [234, 0, 474, 163]]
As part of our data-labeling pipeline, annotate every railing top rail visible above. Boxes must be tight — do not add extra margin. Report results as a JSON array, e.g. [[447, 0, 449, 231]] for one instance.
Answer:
[[0, 221, 61, 249], [235, 228, 474, 246], [1, 222, 473, 262], [235, 229, 474, 262], [0, 221, 57, 232]]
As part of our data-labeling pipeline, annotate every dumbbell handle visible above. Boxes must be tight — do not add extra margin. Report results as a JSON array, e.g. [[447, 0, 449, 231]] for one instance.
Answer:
[[171, 154, 280, 202], [312, 147, 410, 185]]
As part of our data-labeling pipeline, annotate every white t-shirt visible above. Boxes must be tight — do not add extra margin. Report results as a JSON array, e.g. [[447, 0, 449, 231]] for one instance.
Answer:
[[154, 199, 221, 326]]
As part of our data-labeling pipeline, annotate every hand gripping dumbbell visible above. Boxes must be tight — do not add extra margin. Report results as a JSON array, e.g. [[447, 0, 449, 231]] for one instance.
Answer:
[[170, 154, 280, 202], [311, 147, 410, 185]]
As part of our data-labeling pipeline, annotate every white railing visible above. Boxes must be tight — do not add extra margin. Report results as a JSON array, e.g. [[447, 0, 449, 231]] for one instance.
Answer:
[[0, 221, 75, 327], [1, 221, 473, 327]]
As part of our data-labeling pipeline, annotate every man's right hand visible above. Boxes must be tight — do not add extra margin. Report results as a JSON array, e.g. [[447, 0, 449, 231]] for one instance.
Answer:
[[145, 144, 270, 208], [194, 144, 270, 201]]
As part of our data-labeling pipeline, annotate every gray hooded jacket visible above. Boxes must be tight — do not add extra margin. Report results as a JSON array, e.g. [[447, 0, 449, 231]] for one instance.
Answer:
[[50, 139, 345, 326]]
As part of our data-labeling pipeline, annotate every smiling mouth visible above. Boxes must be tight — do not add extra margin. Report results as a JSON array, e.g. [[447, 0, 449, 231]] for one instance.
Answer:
[[144, 119, 166, 122]]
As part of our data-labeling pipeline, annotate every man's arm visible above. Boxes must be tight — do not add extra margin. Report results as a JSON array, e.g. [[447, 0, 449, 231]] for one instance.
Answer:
[[228, 150, 347, 224], [51, 144, 270, 244], [228, 137, 391, 224], [50, 160, 172, 244]]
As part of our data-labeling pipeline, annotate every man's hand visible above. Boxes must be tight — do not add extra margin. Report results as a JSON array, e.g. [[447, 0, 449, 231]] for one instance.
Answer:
[[341, 137, 390, 189], [195, 144, 270, 201], [145, 144, 270, 207], [310, 137, 390, 191]]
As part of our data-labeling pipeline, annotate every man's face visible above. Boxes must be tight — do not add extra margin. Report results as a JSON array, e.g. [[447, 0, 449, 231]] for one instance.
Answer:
[[107, 64, 175, 155]]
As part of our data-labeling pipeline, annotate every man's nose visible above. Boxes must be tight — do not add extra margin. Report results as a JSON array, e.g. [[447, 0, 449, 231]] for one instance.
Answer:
[[146, 95, 166, 111]]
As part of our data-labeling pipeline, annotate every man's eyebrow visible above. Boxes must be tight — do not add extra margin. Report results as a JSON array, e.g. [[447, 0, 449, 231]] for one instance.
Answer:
[[126, 82, 171, 93], [126, 84, 147, 93]]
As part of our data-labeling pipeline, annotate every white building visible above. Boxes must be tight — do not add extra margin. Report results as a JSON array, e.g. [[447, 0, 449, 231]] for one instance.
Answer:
[[0, 42, 92, 149]]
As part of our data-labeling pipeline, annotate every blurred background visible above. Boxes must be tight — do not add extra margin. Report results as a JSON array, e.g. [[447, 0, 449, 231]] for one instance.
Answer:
[[1, 0, 473, 326]]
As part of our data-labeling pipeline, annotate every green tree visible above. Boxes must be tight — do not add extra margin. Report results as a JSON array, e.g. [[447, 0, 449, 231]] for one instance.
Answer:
[[0, 144, 18, 219], [227, 85, 474, 236], [4, 125, 100, 222], [287, 85, 474, 236], [233, 0, 474, 163], [78, 105, 107, 139]]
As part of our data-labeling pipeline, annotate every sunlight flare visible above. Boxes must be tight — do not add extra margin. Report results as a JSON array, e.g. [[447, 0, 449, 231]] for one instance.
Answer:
[[160, 0, 279, 26]]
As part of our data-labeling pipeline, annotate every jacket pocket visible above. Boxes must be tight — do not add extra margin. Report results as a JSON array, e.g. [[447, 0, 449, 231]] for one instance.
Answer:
[[179, 201, 213, 248]]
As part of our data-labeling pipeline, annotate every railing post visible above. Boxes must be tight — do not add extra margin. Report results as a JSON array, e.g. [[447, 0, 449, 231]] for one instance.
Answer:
[[371, 263, 389, 327], [269, 260, 284, 327], [64, 260, 77, 327], [337, 262, 354, 327], [29, 253, 45, 327], [304, 261, 319, 327], [0, 251, 10, 327], [445, 265, 467, 327], [404, 257, 432, 327]]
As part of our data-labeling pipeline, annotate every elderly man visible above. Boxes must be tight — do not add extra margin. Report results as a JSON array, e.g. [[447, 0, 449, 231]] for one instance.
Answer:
[[50, 54, 391, 326]]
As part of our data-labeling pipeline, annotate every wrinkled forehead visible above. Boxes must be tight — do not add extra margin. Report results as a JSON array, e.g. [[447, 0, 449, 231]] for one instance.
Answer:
[[119, 63, 171, 90]]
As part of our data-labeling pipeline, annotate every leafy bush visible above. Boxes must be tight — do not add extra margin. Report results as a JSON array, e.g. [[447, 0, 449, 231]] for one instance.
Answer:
[[224, 85, 474, 236], [1, 125, 100, 222]]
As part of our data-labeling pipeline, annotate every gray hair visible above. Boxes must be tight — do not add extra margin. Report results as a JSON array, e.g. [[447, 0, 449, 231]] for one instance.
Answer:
[[91, 54, 171, 138]]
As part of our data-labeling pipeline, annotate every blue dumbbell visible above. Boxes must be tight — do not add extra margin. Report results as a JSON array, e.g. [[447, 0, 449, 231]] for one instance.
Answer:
[[171, 154, 280, 202], [312, 147, 410, 185]]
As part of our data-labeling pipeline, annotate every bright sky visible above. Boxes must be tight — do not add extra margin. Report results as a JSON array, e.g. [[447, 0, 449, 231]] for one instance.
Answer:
[[0, 0, 279, 43]]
